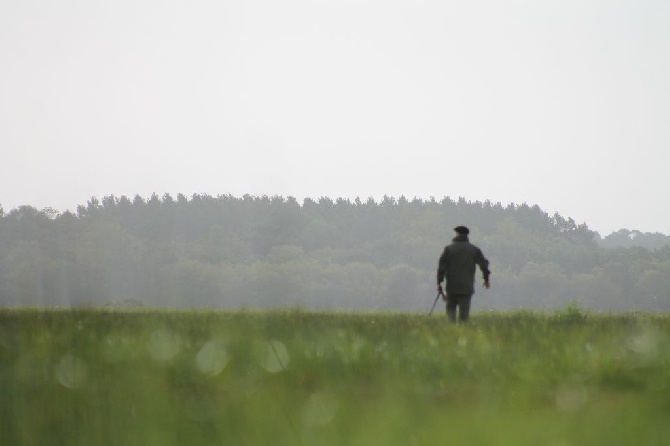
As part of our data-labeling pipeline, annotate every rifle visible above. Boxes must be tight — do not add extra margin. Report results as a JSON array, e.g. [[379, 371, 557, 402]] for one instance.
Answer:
[[429, 290, 444, 316]]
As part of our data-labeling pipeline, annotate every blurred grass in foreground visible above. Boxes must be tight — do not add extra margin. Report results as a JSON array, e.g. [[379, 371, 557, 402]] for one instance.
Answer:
[[1, 308, 669, 445]]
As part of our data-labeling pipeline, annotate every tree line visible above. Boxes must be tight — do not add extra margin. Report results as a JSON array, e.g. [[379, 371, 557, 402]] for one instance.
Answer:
[[0, 194, 668, 311]]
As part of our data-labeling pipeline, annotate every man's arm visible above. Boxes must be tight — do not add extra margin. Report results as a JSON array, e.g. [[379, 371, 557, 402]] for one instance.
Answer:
[[437, 247, 449, 295], [475, 248, 491, 289]]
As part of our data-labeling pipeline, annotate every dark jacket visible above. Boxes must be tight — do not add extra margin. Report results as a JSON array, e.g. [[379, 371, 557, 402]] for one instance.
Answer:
[[437, 234, 490, 295]]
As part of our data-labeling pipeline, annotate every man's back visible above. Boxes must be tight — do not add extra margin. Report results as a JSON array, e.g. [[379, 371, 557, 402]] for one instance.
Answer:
[[437, 233, 490, 295]]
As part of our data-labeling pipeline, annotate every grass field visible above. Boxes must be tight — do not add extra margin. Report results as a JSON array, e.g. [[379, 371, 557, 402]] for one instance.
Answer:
[[1, 307, 669, 445]]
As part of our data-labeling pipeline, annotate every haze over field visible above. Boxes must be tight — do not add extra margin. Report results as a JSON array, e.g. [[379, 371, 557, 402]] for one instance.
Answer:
[[2, 195, 669, 311], [2, 0, 669, 235]]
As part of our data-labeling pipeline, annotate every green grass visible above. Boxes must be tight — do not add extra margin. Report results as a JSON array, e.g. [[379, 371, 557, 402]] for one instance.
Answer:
[[1, 308, 669, 445]]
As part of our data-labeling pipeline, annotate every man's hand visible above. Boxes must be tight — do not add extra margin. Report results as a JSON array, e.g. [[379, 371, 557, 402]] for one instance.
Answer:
[[483, 280, 490, 289], [437, 285, 445, 300]]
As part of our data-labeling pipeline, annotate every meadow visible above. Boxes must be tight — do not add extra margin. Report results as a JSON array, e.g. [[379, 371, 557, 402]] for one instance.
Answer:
[[1, 308, 668, 445]]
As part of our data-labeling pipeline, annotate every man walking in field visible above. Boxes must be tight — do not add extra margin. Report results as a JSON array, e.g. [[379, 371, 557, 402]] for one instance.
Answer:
[[437, 226, 490, 323]]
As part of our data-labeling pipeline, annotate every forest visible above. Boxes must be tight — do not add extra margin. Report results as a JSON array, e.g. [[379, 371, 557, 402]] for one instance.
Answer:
[[1, 194, 669, 311]]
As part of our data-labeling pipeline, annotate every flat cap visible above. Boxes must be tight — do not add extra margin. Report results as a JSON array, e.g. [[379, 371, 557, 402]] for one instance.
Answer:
[[454, 225, 470, 235]]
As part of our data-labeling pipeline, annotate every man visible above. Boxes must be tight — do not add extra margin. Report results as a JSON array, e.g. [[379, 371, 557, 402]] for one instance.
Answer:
[[437, 226, 490, 323]]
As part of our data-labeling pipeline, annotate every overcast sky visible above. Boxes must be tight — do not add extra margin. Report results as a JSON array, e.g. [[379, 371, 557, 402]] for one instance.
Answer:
[[1, 0, 669, 235]]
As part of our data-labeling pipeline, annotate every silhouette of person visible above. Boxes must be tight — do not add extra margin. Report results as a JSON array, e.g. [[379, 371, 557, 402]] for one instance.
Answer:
[[437, 226, 490, 323]]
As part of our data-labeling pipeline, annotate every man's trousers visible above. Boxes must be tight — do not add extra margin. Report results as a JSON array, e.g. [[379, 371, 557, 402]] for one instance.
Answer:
[[446, 294, 472, 323]]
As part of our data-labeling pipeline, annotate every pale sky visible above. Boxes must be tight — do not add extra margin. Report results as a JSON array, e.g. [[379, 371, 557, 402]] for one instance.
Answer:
[[1, 0, 669, 235]]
